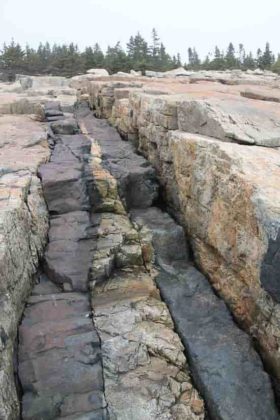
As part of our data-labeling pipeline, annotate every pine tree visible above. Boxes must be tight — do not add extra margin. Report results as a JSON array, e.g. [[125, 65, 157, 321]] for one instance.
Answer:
[[272, 54, 280, 74], [105, 42, 128, 74], [261, 42, 274, 69], [126, 32, 149, 71], [243, 52, 256, 70], [225, 42, 237, 69], [151, 28, 160, 58], [0, 40, 25, 79], [187, 47, 200, 69]]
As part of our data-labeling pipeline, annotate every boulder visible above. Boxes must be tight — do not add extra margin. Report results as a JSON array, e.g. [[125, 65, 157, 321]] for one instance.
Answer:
[[130, 70, 142, 76], [50, 118, 79, 135], [86, 68, 109, 76], [240, 87, 280, 103], [163, 67, 190, 77], [177, 98, 280, 146]]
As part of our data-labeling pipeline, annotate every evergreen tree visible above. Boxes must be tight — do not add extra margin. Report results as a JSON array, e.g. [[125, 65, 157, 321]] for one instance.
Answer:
[[126, 32, 149, 71], [0, 40, 25, 79], [225, 42, 238, 68], [272, 54, 280, 74], [238, 44, 245, 68], [83, 44, 104, 71], [105, 42, 128, 74], [151, 28, 160, 58], [0, 36, 278, 77], [260, 42, 274, 69], [208, 46, 226, 70]]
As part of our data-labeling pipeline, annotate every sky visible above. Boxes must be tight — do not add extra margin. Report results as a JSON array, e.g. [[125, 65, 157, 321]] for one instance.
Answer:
[[0, 0, 280, 61]]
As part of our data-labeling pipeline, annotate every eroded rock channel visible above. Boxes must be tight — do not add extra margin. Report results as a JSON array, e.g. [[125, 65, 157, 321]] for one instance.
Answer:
[[16, 100, 280, 420]]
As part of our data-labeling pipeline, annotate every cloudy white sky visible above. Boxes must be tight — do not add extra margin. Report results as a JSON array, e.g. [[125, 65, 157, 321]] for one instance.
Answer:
[[0, 0, 280, 61]]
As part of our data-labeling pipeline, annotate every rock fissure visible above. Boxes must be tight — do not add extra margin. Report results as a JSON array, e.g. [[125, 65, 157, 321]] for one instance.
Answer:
[[2, 72, 280, 420], [74, 101, 279, 419]]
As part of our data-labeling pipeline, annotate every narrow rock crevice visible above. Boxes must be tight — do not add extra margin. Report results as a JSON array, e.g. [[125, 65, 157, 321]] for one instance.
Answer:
[[16, 98, 280, 420], [76, 103, 280, 420]]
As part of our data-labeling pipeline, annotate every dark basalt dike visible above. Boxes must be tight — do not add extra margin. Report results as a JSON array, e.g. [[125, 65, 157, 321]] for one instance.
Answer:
[[18, 105, 108, 419]]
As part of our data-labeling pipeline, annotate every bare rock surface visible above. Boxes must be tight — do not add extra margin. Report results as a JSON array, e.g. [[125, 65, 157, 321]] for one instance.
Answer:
[[77, 107, 159, 209], [84, 76, 280, 384], [177, 98, 280, 146], [93, 270, 204, 420], [19, 288, 106, 420], [77, 106, 206, 419], [241, 87, 280, 102], [17, 101, 205, 420], [3, 73, 280, 419], [131, 206, 279, 419], [0, 76, 76, 115], [18, 108, 108, 419], [79, 108, 279, 419], [0, 116, 49, 419]]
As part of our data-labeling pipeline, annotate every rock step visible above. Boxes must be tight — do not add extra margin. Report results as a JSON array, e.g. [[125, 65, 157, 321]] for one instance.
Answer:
[[76, 109, 159, 210], [131, 207, 280, 420], [38, 134, 91, 215], [18, 279, 107, 419]]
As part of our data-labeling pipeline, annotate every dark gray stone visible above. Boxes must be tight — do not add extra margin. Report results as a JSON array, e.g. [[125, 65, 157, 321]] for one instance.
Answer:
[[39, 134, 92, 214], [156, 266, 279, 420], [131, 207, 189, 266], [44, 211, 97, 291], [50, 118, 79, 135], [261, 230, 280, 302]]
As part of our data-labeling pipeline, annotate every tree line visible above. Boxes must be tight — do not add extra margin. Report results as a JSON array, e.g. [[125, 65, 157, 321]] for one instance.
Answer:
[[0, 29, 279, 80]]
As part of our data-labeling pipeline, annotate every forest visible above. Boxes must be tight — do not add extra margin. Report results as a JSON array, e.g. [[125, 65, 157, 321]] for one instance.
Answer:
[[0, 29, 279, 79]]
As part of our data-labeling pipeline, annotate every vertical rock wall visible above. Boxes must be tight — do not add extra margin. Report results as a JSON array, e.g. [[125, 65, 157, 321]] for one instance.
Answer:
[[0, 117, 49, 419], [82, 78, 280, 382]]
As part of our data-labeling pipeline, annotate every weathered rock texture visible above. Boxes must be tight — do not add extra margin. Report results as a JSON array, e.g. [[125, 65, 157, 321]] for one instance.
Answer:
[[19, 109, 108, 419], [132, 207, 279, 420], [78, 107, 279, 419], [15, 100, 206, 420], [0, 116, 49, 419], [80, 75, 280, 384], [0, 75, 76, 116], [77, 108, 206, 419]]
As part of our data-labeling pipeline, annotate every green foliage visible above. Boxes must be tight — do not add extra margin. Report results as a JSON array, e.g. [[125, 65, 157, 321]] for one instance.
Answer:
[[272, 55, 280, 74], [0, 36, 278, 79]]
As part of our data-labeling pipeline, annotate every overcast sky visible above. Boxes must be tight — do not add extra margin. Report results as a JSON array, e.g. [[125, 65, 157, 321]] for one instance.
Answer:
[[0, 0, 280, 61]]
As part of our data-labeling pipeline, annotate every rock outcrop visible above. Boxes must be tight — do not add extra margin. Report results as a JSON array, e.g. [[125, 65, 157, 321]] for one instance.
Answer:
[[77, 107, 279, 420], [0, 116, 49, 419], [0, 76, 76, 115], [2, 71, 280, 419], [13, 101, 206, 420], [80, 74, 280, 386]]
